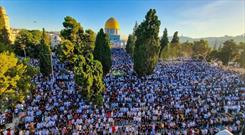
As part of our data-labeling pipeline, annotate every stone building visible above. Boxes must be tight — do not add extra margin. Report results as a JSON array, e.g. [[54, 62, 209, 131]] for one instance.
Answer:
[[0, 6, 14, 43], [105, 17, 127, 46]]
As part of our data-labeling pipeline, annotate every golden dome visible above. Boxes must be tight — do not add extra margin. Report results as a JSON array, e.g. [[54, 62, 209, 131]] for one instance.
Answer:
[[105, 17, 120, 30]]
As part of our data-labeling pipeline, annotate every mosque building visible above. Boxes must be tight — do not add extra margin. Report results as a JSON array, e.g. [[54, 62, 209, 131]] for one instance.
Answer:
[[104, 17, 126, 46], [0, 6, 14, 43], [1, 7, 127, 46]]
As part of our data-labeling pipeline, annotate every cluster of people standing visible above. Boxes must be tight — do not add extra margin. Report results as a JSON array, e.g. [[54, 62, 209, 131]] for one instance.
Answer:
[[0, 48, 244, 134]]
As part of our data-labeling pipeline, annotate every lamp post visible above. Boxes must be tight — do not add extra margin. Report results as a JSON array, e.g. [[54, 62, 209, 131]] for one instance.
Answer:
[[50, 52, 55, 82], [21, 44, 26, 58], [44, 52, 54, 82]]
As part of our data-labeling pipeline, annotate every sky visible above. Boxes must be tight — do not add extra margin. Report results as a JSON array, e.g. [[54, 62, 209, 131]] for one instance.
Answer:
[[0, 0, 244, 38]]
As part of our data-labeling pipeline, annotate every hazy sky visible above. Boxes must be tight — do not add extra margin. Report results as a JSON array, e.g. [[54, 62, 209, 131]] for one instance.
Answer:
[[1, 0, 244, 38]]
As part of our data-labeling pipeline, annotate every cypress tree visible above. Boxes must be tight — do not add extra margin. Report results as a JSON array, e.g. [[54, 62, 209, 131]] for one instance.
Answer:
[[171, 31, 179, 44], [94, 28, 112, 75], [133, 9, 161, 76], [59, 17, 106, 106], [126, 34, 136, 57], [39, 28, 52, 77], [84, 29, 96, 52], [126, 22, 138, 57], [159, 28, 169, 57], [56, 39, 74, 62], [74, 54, 105, 106], [133, 21, 138, 35]]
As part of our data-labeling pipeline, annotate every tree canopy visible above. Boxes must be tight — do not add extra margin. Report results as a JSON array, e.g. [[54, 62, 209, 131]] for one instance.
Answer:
[[39, 28, 52, 77], [84, 29, 96, 52], [0, 52, 37, 111], [126, 22, 138, 57], [171, 31, 179, 44], [14, 29, 43, 58], [126, 34, 136, 57], [74, 54, 105, 106], [0, 28, 11, 45], [219, 40, 240, 65], [239, 49, 245, 68], [57, 39, 74, 62], [133, 9, 161, 76], [60, 16, 84, 45], [159, 28, 169, 57], [192, 39, 210, 60], [59, 16, 106, 106], [93, 29, 112, 75]]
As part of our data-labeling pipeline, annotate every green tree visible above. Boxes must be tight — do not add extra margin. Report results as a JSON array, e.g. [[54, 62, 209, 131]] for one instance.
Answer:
[[14, 29, 42, 58], [126, 34, 136, 57], [160, 45, 169, 60], [133, 21, 138, 35], [0, 28, 11, 45], [14, 30, 32, 57], [0, 42, 13, 53], [239, 50, 245, 68], [59, 16, 105, 106], [30, 30, 43, 57], [126, 22, 138, 57], [167, 44, 181, 59], [133, 9, 161, 76], [57, 39, 74, 62], [168, 31, 181, 58], [180, 41, 193, 57], [74, 54, 105, 106], [0, 52, 37, 111], [159, 28, 169, 57], [219, 40, 239, 65], [238, 42, 245, 50], [39, 28, 52, 77], [162, 41, 193, 60], [171, 31, 179, 44], [192, 39, 210, 60], [60, 16, 96, 56], [59, 16, 83, 65], [60, 16, 84, 47], [207, 49, 220, 62], [94, 28, 112, 75], [30, 30, 43, 44], [84, 29, 96, 52], [238, 42, 245, 68]]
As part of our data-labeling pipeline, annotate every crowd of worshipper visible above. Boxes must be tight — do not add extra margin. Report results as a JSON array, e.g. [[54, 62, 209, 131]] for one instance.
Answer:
[[0, 48, 244, 134]]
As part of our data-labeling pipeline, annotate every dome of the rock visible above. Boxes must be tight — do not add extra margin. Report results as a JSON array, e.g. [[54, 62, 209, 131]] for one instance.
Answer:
[[104, 17, 121, 45], [105, 17, 120, 30]]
